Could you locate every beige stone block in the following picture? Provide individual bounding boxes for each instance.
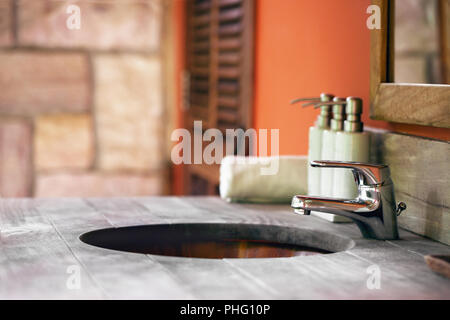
[17,0,162,51]
[0,0,13,47]
[34,114,94,170]
[0,52,90,115]
[94,54,164,171]
[0,118,32,197]
[35,172,165,197]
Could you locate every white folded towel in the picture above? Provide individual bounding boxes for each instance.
[219,155,308,203]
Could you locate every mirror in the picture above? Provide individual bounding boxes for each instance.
[370,0,450,128]
[394,0,450,84]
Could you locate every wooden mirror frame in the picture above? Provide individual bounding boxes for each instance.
[370,0,450,128]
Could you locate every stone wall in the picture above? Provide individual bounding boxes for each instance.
[0,0,169,197]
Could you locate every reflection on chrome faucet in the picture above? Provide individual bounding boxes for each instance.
[291,160,406,240]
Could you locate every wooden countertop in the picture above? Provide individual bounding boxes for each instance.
[0,196,449,299]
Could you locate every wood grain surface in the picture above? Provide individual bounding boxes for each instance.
[0,197,449,299]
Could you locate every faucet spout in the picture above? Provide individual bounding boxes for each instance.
[292,195,375,218]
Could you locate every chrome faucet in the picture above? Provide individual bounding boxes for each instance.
[291,160,406,240]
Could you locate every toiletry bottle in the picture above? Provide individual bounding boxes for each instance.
[319,97,346,196]
[333,97,370,200]
[310,97,348,222]
[290,93,333,197]
[306,93,334,196]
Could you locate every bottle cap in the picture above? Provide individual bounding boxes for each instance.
[290,93,334,129]
[316,93,334,129]
[344,97,363,132]
[330,97,346,131]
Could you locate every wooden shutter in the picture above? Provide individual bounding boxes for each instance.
[183,0,254,195]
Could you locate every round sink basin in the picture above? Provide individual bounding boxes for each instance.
[79,223,354,259]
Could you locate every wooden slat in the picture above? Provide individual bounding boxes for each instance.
[218,67,240,78]
[219,0,242,7]
[191,79,210,91]
[219,7,243,22]
[440,0,450,83]
[185,0,195,70]
[373,83,450,127]
[191,105,209,119]
[376,132,450,244]
[195,1,212,12]
[192,40,210,52]
[193,13,210,27]
[191,67,210,76]
[193,54,210,66]
[218,81,239,94]
[193,27,210,39]
[192,60,209,69]
[219,23,242,36]
[207,0,220,128]
[218,38,240,50]
[218,96,239,108]
[2,197,450,299]
[218,52,240,65]
[218,107,238,123]
[191,93,209,105]
[85,198,169,226]
[34,198,193,299]
[0,199,104,299]
[218,123,240,132]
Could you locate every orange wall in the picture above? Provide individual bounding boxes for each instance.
[253,0,449,156]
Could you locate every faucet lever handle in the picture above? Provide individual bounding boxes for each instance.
[311,160,390,186]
